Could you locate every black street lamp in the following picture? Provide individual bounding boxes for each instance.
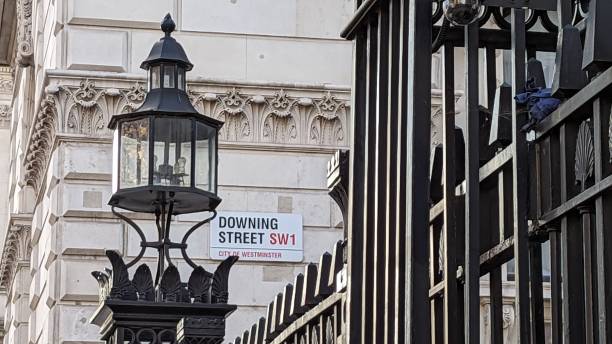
[109,14,221,216]
[91,14,238,344]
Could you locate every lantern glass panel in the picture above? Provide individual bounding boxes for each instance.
[119,118,150,189]
[151,65,161,89]
[153,117,192,187]
[177,67,185,90]
[195,121,216,193]
[163,64,175,88]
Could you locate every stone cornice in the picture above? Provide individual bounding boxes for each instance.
[45,69,352,92]
[0,214,32,291]
[23,74,352,196]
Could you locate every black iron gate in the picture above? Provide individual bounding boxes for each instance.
[340,0,612,343]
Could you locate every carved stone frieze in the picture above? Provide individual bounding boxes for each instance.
[23,80,146,190]
[191,88,253,142]
[59,80,146,136]
[309,92,347,146]
[262,90,299,144]
[16,0,33,67]
[0,225,31,290]
[24,78,350,192]
[190,87,350,146]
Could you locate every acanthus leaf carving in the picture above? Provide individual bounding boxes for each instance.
[24,80,146,192]
[308,92,347,146]
[56,80,146,136]
[189,87,350,146]
[217,88,252,141]
[262,90,299,144]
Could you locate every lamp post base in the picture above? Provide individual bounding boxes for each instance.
[91,299,236,344]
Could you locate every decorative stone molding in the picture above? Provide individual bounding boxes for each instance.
[16,0,33,67]
[0,105,11,128]
[23,80,146,190]
[23,78,350,192]
[59,80,145,136]
[191,88,349,146]
[23,94,58,191]
[0,78,12,95]
[0,225,32,290]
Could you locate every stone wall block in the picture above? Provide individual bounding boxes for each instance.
[67,0,175,29]
[60,220,122,256]
[59,260,107,302]
[66,28,128,72]
[28,311,36,344]
[58,305,101,342]
[246,37,352,85]
[28,270,40,311]
[302,229,342,263]
[62,142,112,180]
[60,183,113,214]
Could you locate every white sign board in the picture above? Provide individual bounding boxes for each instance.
[210,211,303,262]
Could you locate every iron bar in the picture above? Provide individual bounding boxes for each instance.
[579,204,595,344]
[511,9,531,343]
[384,0,401,342]
[395,1,409,341]
[559,123,586,343]
[405,0,433,341]
[441,42,459,344]
[346,24,367,344]
[549,227,563,343]
[464,20,480,344]
[528,241,545,343]
[361,19,379,343]
[373,6,390,343]
[593,97,612,342]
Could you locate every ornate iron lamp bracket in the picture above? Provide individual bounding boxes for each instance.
[112,204,217,285]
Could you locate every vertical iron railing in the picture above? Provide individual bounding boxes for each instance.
[231,1,612,343]
[340,0,612,343]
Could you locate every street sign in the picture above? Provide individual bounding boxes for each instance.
[210,211,303,262]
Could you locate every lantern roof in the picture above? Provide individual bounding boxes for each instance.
[108,13,225,130]
[141,14,193,71]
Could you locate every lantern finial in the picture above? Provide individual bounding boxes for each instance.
[161,13,176,36]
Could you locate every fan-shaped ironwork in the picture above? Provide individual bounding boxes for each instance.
[575,119,595,191]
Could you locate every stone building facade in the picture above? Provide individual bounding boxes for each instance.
[0,0,354,342]
[0,1,555,343]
